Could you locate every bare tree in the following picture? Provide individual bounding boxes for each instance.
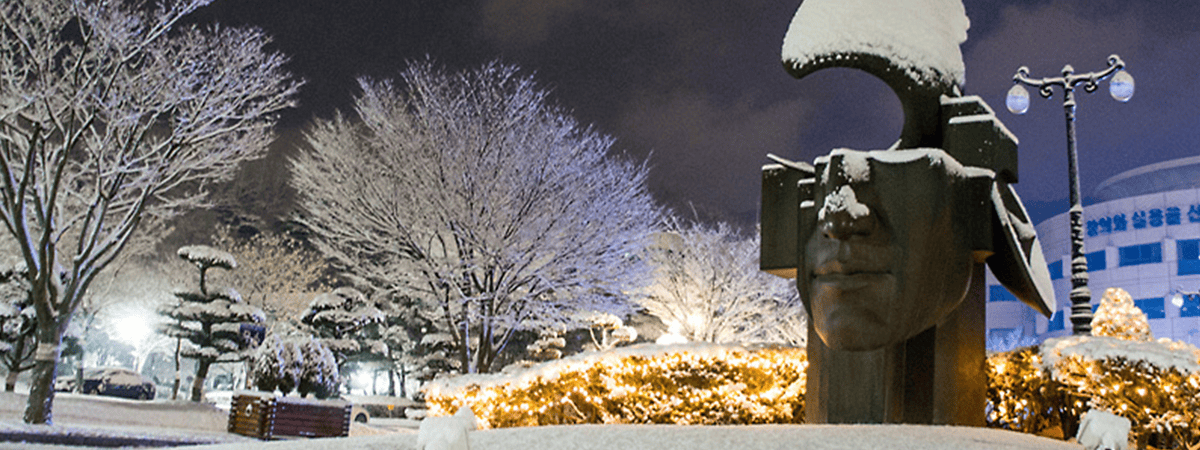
[639,222,807,345]
[210,226,332,322]
[292,61,660,374]
[0,0,299,422]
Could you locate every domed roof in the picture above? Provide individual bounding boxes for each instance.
[1093,155,1200,202]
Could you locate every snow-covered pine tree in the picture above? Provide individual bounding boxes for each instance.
[375,293,457,395]
[296,337,339,399]
[249,333,302,394]
[1091,287,1152,342]
[300,287,387,369]
[159,245,265,401]
[0,261,35,391]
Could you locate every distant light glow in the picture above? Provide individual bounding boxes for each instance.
[110,307,155,345]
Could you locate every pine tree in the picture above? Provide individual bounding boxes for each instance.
[300,287,386,369]
[296,337,339,399]
[1091,287,1152,342]
[159,246,265,401]
[0,261,35,391]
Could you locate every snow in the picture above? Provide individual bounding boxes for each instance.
[1076,410,1129,450]
[177,245,238,270]
[1041,335,1200,376]
[0,390,1081,450]
[416,406,477,450]
[781,0,970,86]
[818,185,870,221]
[182,423,1078,450]
[815,148,993,181]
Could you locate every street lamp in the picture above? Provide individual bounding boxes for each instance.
[1007,54,1134,335]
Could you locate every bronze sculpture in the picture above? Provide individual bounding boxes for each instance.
[760,0,1056,425]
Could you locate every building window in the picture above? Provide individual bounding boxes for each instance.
[1179,240,1200,275]
[1182,295,1200,318]
[1135,297,1166,319]
[1047,311,1065,332]
[988,285,1018,302]
[1087,250,1106,271]
[1048,260,1063,280]
[1119,243,1162,267]
[987,328,1015,343]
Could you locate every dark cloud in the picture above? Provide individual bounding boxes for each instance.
[189,0,1200,227]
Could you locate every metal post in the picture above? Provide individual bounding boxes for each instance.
[1010,55,1130,335]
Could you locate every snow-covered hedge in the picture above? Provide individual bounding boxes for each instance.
[424,344,807,428]
[987,336,1200,449]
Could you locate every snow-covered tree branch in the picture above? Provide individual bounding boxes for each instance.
[638,222,806,346]
[0,0,299,423]
[292,61,660,373]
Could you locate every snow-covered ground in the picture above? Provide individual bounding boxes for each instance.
[0,390,1082,450]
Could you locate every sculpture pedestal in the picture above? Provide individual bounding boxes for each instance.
[805,262,987,426]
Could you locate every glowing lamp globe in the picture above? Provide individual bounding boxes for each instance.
[1006,84,1030,115]
[1109,70,1135,102]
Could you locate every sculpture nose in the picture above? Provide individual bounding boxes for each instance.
[818,198,876,241]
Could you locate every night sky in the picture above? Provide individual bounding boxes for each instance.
[186,0,1200,228]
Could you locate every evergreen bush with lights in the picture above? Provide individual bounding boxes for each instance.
[425,344,807,428]
[986,288,1200,449]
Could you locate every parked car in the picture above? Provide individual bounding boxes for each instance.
[54,367,156,400]
[342,394,425,423]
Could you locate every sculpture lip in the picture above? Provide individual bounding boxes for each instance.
[812,260,890,277]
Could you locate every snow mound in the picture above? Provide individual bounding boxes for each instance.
[417,406,477,450]
[782,0,969,86]
[1076,410,1130,450]
[177,245,238,270]
[1041,335,1200,376]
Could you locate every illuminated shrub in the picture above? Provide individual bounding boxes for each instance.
[988,336,1200,448]
[1091,288,1152,342]
[424,344,807,428]
[985,346,1059,434]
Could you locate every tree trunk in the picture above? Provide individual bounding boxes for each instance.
[399,366,407,398]
[5,369,18,392]
[387,368,396,397]
[190,359,212,402]
[172,337,181,400]
[24,322,63,424]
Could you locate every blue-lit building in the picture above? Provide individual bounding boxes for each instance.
[987,156,1200,347]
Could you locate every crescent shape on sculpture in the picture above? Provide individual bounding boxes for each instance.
[781,0,970,149]
[987,182,1056,318]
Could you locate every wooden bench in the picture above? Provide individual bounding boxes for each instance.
[228,392,351,440]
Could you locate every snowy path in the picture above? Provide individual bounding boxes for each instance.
[0,391,1082,449]
[183,424,1078,450]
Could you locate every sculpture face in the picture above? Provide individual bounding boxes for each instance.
[800,149,983,351]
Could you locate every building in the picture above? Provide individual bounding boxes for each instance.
[986,156,1200,347]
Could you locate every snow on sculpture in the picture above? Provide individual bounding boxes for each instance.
[782,0,970,87]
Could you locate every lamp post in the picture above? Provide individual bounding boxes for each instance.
[1007,54,1134,335]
